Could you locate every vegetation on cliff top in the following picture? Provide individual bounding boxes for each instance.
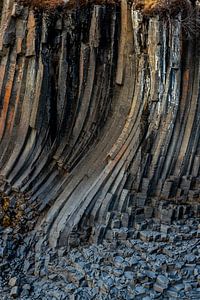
[17,0,119,10]
[17,0,199,39]
[17,0,195,13]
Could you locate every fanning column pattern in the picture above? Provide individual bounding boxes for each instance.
[0,1,200,248]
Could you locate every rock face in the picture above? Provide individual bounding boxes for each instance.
[1,1,200,299]
[0,0,200,250]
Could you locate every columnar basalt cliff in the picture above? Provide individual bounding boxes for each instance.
[0,0,199,241]
[0,0,200,264]
[1,1,200,299]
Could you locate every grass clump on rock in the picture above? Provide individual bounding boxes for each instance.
[133,0,199,39]
[17,0,196,14]
[133,0,193,15]
[17,0,199,38]
[17,0,119,10]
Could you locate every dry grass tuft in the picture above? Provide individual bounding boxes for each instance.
[16,0,198,14]
[17,0,200,38]
[133,0,200,39]
[133,0,193,16]
[17,0,65,9]
[17,0,119,10]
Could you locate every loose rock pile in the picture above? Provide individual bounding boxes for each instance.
[0,217,200,299]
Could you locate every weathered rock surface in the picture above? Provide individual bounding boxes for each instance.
[0,0,200,246]
[0,0,200,299]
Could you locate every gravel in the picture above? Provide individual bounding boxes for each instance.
[0,217,200,299]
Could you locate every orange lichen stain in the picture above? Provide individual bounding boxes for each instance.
[179,69,190,114]
[0,60,16,139]
[6,106,14,135]
[26,11,36,56]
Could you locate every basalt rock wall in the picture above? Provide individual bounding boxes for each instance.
[0,0,200,249]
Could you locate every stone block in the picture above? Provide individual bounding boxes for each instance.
[160,224,171,234]
[111,219,121,229]
[117,228,128,240]
[10,286,20,298]
[167,288,179,298]
[153,283,165,293]
[9,277,18,287]
[140,231,153,242]
[135,214,145,223]
[156,275,169,289]
[121,213,129,228]
[105,229,114,240]
[144,206,153,218]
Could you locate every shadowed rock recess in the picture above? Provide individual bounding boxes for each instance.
[1,0,200,299]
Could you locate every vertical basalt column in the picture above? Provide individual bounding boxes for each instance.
[0,1,3,22]
[72,5,200,245]
[0,1,200,249]
[0,2,122,234]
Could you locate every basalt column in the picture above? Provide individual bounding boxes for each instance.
[0,0,200,250]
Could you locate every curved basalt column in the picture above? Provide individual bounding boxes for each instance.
[0,0,200,249]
